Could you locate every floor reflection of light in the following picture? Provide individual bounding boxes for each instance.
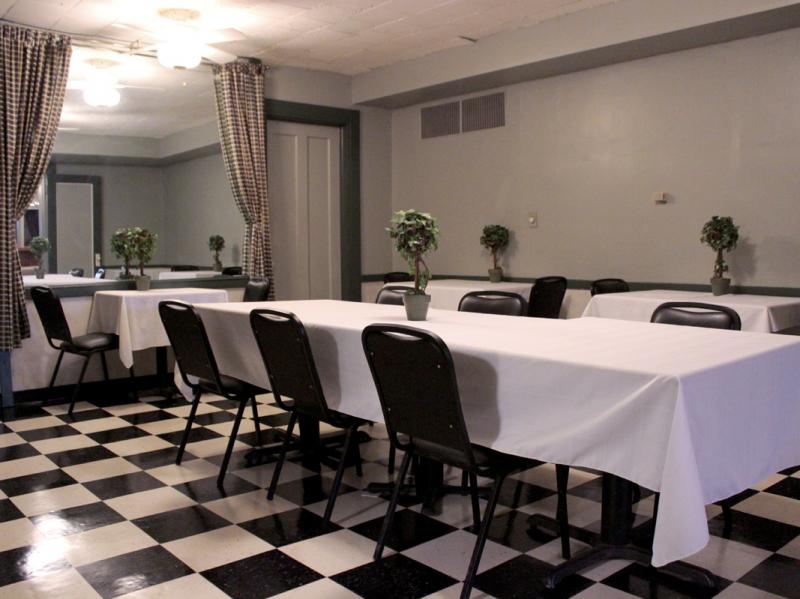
[35,514,73,539]
[23,538,69,577]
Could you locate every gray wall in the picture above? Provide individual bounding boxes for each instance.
[390,28,800,287]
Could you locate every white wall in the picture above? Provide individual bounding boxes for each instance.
[390,28,800,288]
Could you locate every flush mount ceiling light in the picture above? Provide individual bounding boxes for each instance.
[79,62,121,107]
[157,34,203,70]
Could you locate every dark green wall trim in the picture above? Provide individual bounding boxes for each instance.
[360,274,800,297]
[46,171,102,273]
[264,98,361,302]
[51,143,222,168]
[23,275,248,300]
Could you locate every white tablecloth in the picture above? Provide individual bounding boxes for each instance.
[583,289,800,332]
[24,275,114,287]
[158,271,221,280]
[188,299,800,567]
[88,288,229,368]
[382,278,533,310]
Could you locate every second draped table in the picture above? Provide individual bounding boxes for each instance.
[382,278,533,310]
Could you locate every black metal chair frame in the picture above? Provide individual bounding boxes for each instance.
[159,300,262,489]
[31,286,130,414]
[590,278,630,296]
[374,285,410,305]
[170,265,200,271]
[383,271,413,284]
[362,324,569,599]
[243,278,271,302]
[457,290,526,316]
[250,308,365,525]
[528,276,567,319]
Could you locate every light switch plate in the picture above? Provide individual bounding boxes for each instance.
[528,212,538,228]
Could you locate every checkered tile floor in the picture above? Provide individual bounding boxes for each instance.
[2,392,800,599]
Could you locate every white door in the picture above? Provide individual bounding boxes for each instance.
[267,120,341,300]
[55,182,94,276]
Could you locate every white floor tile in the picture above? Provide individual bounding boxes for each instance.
[104,487,195,520]
[0,455,57,481]
[60,521,158,567]
[163,525,272,571]
[12,484,100,517]
[116,573,230,599]
[29,434,98,455]
[145,459,220,486]
[683,535,772,580]
[105,435,174,457]
[203,489,297,523]
[0,567,101,599]
[282,529,387,576]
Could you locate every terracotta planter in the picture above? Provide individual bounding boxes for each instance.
[710,277,730,296]
[488,267,503,283]
[403,293,431,321]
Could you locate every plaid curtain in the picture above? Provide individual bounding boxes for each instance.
[0,25,71,350]
[212,60,275,298]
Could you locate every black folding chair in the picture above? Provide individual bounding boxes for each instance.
[170,265,200,271]
[159,301,262,489]
[383,271,413,284]
[458,290,526,316]
[590,278,630,296]
[250,308,365,525]
[30,286,125,413]
[362,324,569,599]
[375,285,409,305]
[243,279,271,302]
[68,268,84,277]
[221,266,243,276]
[528,276,567,318]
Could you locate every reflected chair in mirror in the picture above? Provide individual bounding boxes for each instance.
[590,278,630,296]
[250,308,366,525]
[170,265,200,271]
[650,301,741,535]
[69,268,84,277]
[458,291,526,316]
[243,279,271,302]
[362,324,570,599]
[527,276,567,318]
[30,286,126,414]
[158,300,263,489]
[375,285,410,305]
[221,266,243,276]
[94,268,106,279]
[383,271,413,284]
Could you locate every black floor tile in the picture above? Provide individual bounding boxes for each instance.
[351,509,456,552]
[466,509,552,552]
[779,466,800,476]
[87,426,151,444]
[708,510,800,552]
[0,442,40,461]
[18,424,80,443]
[0,468,76,497]
[58,408,112,423]
[233,428,286,449]
[2,404,48,421]
[240,508,339,547]
[203,550,322,599]
[78,545,193,599]
[739,554,800,599]
[260,412,292,427]
[192,411,236,426]
[273,474,357,506]
[0,545,71,587]
[146,396,190,409]
[47,445,117,467]
[602,562,728,599]
[764,477,800,500]
[84,472,165,500]
[206,398,241,410]
[719,488,758,506]
[0,498,25,523]
[333,553,456,599]
[205,448,254,470]
[31,502,125,537]
[172,474,258,503]
[132,505,229,543]
[120,410,177,425]
[474,554,592,599]
[158,427,222,445]
[124,447,190,469]
[497,478,555,508]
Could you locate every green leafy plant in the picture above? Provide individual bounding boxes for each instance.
[29,236,50,266]
[387,209,440,294]
[700,216,739,279]
[209,235,225,270]
[480,225,510,269]
[110,227,135,276]
[128,227,158,276]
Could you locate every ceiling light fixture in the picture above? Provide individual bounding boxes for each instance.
[157,36,203,70]
[81,69,121,107]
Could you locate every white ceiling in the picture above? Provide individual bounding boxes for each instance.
[1,0,619,138]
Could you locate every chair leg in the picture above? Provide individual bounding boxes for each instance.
[267,411,297,500]
[217,396,248,489]
[374,450,412,561]
[461,470,469,489]
[353,435,364,478]
[323,424,357,525]
[48,350,64,388]
[461,473,507,599]
[720,499,733,538]
[555,464,571,560]
[251,396,262,445]
[176,390,201,464]
[469,472,481,530]
[100,352,110,381]
[388,444,396,475]
[69,356,91,414]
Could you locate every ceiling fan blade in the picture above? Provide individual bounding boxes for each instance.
[200,45,237,64]
[202,28,246,44]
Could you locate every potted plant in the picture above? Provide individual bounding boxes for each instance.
[700,215,739,296]
[209,235,225,271]
[111,227,135,279]
[129,227,158,291]
[29,236,50,279]
[480,224,510,282]
[387,209,440,321]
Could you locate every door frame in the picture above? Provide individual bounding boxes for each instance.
[264,99,360,302]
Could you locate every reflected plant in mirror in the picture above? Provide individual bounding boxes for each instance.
[209,234,225,271]
[111,227,135,280]
[129,227,157,291]
[480,224,510,283]
[29,236,50,279]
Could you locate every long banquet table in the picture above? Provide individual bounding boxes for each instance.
[189,299,800,567]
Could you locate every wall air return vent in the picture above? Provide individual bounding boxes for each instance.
[420,101,460,139]
[461,92,505,133]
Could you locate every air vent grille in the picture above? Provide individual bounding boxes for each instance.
[420,101,460,138]
[461,92,505,132]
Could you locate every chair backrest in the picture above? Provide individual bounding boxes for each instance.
[171,265,200,271]
[249,309,331,421]
[375,285,409,305]
[243,279,271,302]
[221,266,243,276]
[528,276,567,318]
[158,300,223,391]
[94,268,106,279]
[383,271,413,284]
[69,268,84,277]
[650,302,741,331]
[458,291,525,316]
[30,286,72,347]
[362,324,476,471]
[590,278,630,296]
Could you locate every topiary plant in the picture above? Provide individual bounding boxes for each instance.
[387,209,440,294]
[29,236,50,266]
[111,227,135,277]
[700,216,739,279]
[128,227,157,276]
[209,235,225,271]
[480,225,510,270]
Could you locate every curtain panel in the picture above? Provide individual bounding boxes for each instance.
[0,25,71,350]
[213,60,275,298]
